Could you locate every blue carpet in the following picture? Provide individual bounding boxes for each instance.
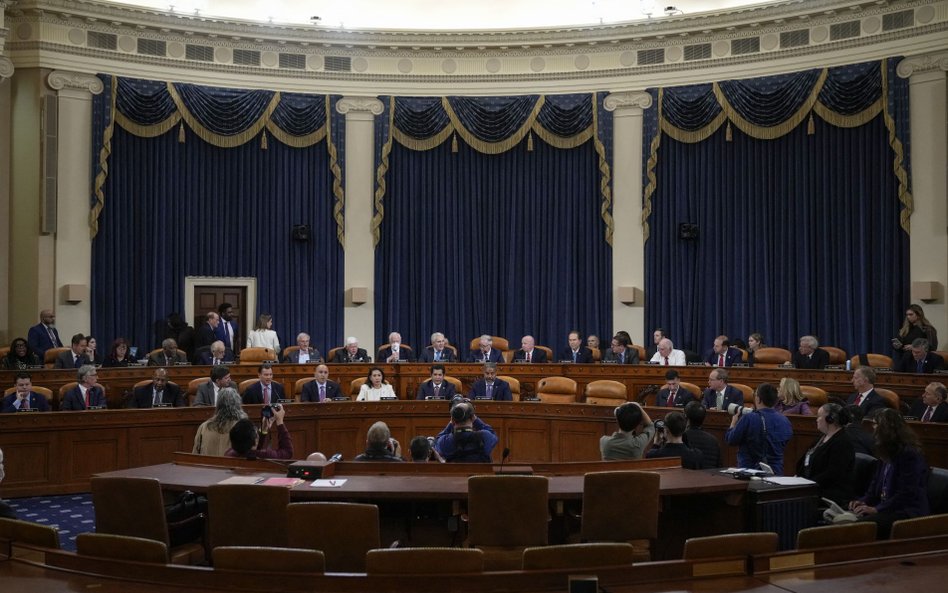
[5,493,95,552]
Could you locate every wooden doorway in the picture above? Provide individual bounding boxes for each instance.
[185,277,256,353]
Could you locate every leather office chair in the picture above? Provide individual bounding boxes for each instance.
[58,381,108,410]
[465,475,549,570]
[365,547,484,574]
[799,385,828,408]
[683,532,778,559]
[0,517,60,549]
[890,513,948,539]
[468,336,510,352]
[326,346,344,362]
[285,502,380,572]
[590,347,601,362]
[927,466,948,515]
[934,351,948,368]
[281,345,300,362]
[849,353,894,369]
[584,380,627,406]
[350,376,367,396]
[730,383,754,405]
[213,546,325,573]
[752,347,792,367]
[237,378,257,395]
[294,377,315,401]
[44,347,71,368]
[207,484,290,550]
[501,350,515,363]
[822,346,848,365]
[851,452,879,497]
[735,347,748,362]
[238,347,278,364]
[522,542,636,570]
[90,476,204,565]
[580,471,659,561]
[77,533,170,564]
[795,522,876,550]
[535,345,554,362]
[875,388,900,410]
[678,382,702,401]
[376,343,414,362]
[443,375,463,393]
[630,344,646,362]
[536,376,577,404]
[187,377,210,406]
[497,375,521,401]
[0,346,8,359]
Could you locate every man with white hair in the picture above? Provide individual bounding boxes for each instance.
[285,332,321,363]
[649,338,687,366]
[378,331,413,363]
[790,335,829,369]
[512,335,547,363]
[332,337,370,363]
[419,332,456,363]
[469,334,503,363]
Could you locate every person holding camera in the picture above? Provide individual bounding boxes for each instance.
[645,412,704,469]
[409,436,445,463]
[600,401,656,460]
[724,383,793,474]
[434,398,498,462]
[355,421,404,461]
[226,403,293,460]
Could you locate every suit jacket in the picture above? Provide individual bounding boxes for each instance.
[416,380,457,400]
[702,385,745,410]
[846,389,888,415]
[194,381,221,407]
[129,383,185,408]
[601,348,639,364]
[656,387,693,407]
[197,349,236,366]
[705,347,744,367]
[511,348,548,363]
[194,323,218,351]
[896,352,945,374]
[791,348,830,370]
[54,350,91,369]
[215,319,240,352]
[301,380,343,402]
[558,347,594,364]
[147,352,188,366]
[1,391,51,412]
[285,348,322,364]
[332,348,370,363]
[468,379,512,401]
[27,323,62,357]
[61,385,107,410]
[378,346,414,362]
[468,349,504,363]
[418,347,457,363]
[909,400,948,423]
[242,381,287,405]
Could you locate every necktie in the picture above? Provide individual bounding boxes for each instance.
[619,352,625,364]
[526,351,531,363]
[74,355,82,368]
[226,323,233,349]
[319,384,326,402]
[487,383,493,399]
[573,351,577,363]
[85,388,91,409]
[664,356,669,366]
[718,354,725,366]
[22,395,30,410]
[668,390,676,406]
[154,390,162,406]
[922,406,934,422]
[855,393,864,406]
[434,350,440,361]
[917,360,925,373]
[264,384,270,405]
[47,327,57,345]
[434,384,440,397]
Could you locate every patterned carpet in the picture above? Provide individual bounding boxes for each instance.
[5,493,95,552]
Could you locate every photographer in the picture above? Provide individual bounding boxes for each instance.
[645,412,704,469]
[409,436,445,463]
[355,421,404,461]
[434,398,498,462]
[724,383,793,474]
[225,403,293,460]
[600,401,655,461]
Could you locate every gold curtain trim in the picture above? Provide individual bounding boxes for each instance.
[881,59,913,233]
[114,110,181,138]
[393,123,455,151]
[660,110,727,144]
[642,89,664,244]
[813,100,882,128]
[325,96,345,247]
[442,96,545,154]
[90,75,118,238]
[372,97,396,247]
[590,95,614,246]
[265,120,327,148]
[167,83,279,148]
[531,122,593,149]
[713,69,828,140]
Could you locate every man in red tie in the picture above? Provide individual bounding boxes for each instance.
[514,335,547,363]
[704,335,742,367]
[845,367,887,414]
[909,382,948,423]
[656,370,689,407]
[241,363,286,405]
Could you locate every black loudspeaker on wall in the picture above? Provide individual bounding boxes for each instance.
[291,224,311,242]
[678,223,699,240]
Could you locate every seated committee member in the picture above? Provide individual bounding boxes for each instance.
[656,370,692,407]
[379,331,413,363]
[512,335,547,363]
[896,338,944,374]
[683,402,721,468]
[650,338,687,366]
[601,334,639,364]
[194,366,234,407]
[746,333,765,366]
[1,338,41,370]
[469,335,504,363]
[355,421,403,461]
[129,368,185,408]
[226,404,293,460]
[192,387,247,456]
[61,365,106,410]
[846,367,888,415]
[795,403,855,505]
[910,382,948,423]
[774,377,812,416]
[587,335,600,350]
[434,398,498,462]
[724,383,793,474]
[418,332,456,363]
[54,333,91,369]
[242,364,286,405]
[2,372,50,412]
[559,330,593,363]
[148,338,187,366]
[468,363,513,401]
[646,411,703,469]
[197,340,235,366]
[417,364,457,400]
[357,367,397,401]
[332,337,371,363]
[790,335,830,369]
[102,338,136,367]
[705,335,743,367]
[701,368,744,410]
[601,401,656,460]
[285,332,322,363]
[301,364,342,402]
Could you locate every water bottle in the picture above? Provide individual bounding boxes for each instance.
[845,359,851,371]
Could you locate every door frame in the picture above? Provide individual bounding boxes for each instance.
[184,276,257,337]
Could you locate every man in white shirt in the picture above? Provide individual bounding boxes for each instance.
[649,338,687,366]
[286,332,321,363]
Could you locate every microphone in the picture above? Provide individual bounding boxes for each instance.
[498,447,511,474]
[328,453,343,462]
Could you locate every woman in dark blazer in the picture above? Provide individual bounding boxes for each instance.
[796,403,855,505]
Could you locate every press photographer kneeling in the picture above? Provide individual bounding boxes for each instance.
[723,383,793,474]
[226,403,294,460]
[434,397,499,462]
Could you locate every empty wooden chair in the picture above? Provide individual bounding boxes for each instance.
[822,346,848,365]
[0,517,60,549]
[286,502,380,572]
[730,383,754,405]
[683,532,778,559]
[800,386,828,409]
[584,380,627,406]
[875,388,900,410]
[213,546,325,573]
[890,514,948,539]
[207,484,289,550]
[497,375,521,401]
[76,533,169,563]
[796,522,876,549]
[365,547,484,574]
[581,471,659,561]
[466,475,549,570]
[752,348,792,367]
[522,542,636,570]
[239,347,278,364]
[849,353,894,369]
[536,376,577,404]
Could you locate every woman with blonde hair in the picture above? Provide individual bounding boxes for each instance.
[775,377,812,415]
[192,387,247,456]
[246,313,281,355]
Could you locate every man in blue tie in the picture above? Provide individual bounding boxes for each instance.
[895,338,944,374]
[559,330,593,363]
[468,363,512,401]
[419,332,456,363]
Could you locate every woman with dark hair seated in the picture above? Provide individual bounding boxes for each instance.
[1,338,41,370]
[848,408,929,538]
[796,403,855,505]
[746,333,764,366]
[102,338,136,367]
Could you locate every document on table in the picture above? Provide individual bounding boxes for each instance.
[311,479,347,488]
[762,476,816,486]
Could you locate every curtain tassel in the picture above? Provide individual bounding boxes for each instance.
[725,120,732,142]
[527,131,534,152]
[807,113,815,136]
[260,130,268,150]
[177,122,186,143]
[451,132,458,153]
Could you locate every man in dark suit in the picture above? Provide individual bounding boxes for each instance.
[194,312,220,351]
[300,364,343,402]
[214,302,239,354]
[601,334,639,364]
[846,367,888,415]
[61,365,106,410]
[511,335,548,363]
[559,331,594,363]
[701,368,744,410]
[54,334,91,369]
[332,337,371,363]
[656,370,692,407]
[790,335,830,369]
[909,382,948,423]
[2,372,50,412]
[418,332,456,363]
[148,338,187,366]
[129,368,185,408]
[197,341,235,366]
[468,363,512,401]
[194,365,234,407]
[896,338,944,374]
[682,401,722,468]
[416,364,457,400]
[27,309,62,359]
[469,335,504,363]
[378,331,414,363]
[285,332,322,363]
[242,364,287,404]
[704,335,743,367]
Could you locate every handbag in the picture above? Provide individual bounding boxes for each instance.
[164,490,207,547]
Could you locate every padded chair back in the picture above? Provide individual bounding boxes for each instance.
[285,502,380,572]
[934,351,948,368]
[849,353,894,369]
[77,533,169,563]
[188,377,210,396]
[536,376,577,404]
[376,343,414,361]
[282,346,300,361]
[584,380,627,406]
[927,466,948,515]
[630,345,646,362]
[890,514,948,539]
[350,377,367,396]
[796,522,876,550]
[91,477,170,545]
[501,350,515,363]
[875,388,900,410]
[822,346,848,365]
[535,345,554,362]
[0,346,8,358]
[366,547,484,574]
[582,471,659,561]
[295,377,315,400]
[468,336,510,352]
[208,484,290,549]
[213,546,325,573]
[237,378,258,395]
[0,517,61,549]
[851,452,879,497]
[467,475,549,549]
[44,347,71,368]
[497,375,521,401]
[239,347,278,364]
[443,375,463,393]
[730,383,754,405]
[683,532,778,559]
[800,386,828,408]
[522,543,636,570]
[753,347,791,367]
[590,347,601,362]
[327,347,344,362]
[678,382,702,400]
[735,347,748,362]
